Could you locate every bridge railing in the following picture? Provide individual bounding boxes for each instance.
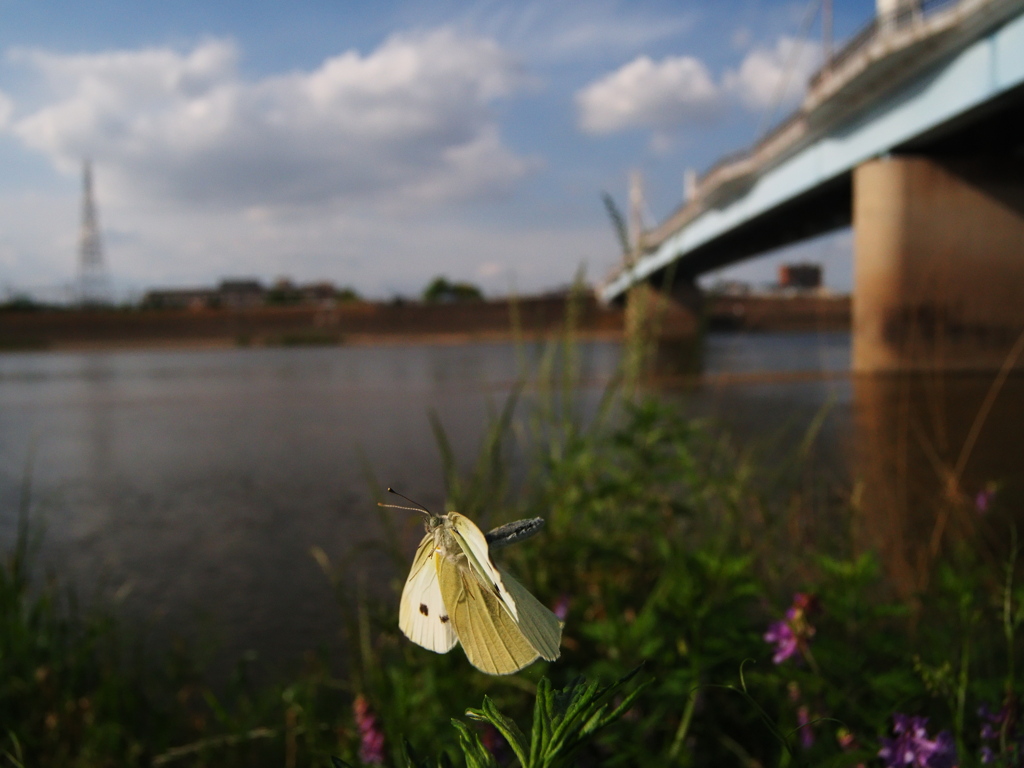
[810,0,962,88]
[645,0,969,251]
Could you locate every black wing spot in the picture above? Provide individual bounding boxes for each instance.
[440,615,450,623]
[419,603,429,616]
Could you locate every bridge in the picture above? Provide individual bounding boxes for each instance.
[601,0,1024,372]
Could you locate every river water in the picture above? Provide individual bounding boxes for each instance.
[0,330,928,673]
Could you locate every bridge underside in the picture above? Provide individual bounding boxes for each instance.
[645,177,852,286]
[645,81,1024,290]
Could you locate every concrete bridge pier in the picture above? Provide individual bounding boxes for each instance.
[853,154,1024,373]
[852,154,1024,594]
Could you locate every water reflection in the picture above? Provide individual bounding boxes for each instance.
[0,342,620,674]
[1,336,1020,672]
[82,353,115,483]
[852,371,1024,595]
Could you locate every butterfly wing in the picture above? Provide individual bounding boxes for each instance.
[447,512,518,621]
[436,552,540,675]
[399,533,457,653]
[497,566,562,662]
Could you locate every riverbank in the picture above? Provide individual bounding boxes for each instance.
[0,295,623,352]
[0,293,851,352]
[4,388,1018,767]
[705,292,850,331]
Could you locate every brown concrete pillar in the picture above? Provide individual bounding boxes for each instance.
[853,155,1024,373]
[852,155,1024,595]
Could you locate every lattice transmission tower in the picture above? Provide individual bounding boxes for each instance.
[77,159,111,305]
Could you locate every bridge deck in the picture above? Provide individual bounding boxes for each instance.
[600,0,1024,302]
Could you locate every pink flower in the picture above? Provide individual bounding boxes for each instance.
[975,487,996,514]
[764,620,798,663]
[553,595,570,622]
[837,726,856,750]
[764,593,817,665]
[797,705,815,749]
[353,694,386,765]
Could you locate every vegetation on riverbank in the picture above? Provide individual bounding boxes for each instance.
[2,314,1021,767]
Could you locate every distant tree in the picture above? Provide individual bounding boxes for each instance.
[0,295,44,312]
[423,276,452,303]
[422,276,484,304]
[266,278,301,306]
[335,287,361,303]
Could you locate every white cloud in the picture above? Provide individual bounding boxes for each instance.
[575,55,719,136]
[575,35,820,140]
[6,30,532,210]
[0,91,12,128]
[450,0,695,63]
[723,36,821,111]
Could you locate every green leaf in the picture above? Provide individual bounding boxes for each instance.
[466,700,528,765]
[450,719,498,768]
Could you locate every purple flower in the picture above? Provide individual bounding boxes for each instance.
[976,488,995,514]
[764,593,817,664]
[353,694,386,765]
[979,703,1007,739]
[553,595,570,622]
[764,620,798,663]
[797,705,815,749]
[879,714,957,768]
[978,701,1021,765]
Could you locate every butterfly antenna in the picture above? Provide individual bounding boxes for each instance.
[377,487,433,517]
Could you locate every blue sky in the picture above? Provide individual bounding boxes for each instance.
[0,0,874,301]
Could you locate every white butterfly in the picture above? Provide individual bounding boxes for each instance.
[384,491,562,676]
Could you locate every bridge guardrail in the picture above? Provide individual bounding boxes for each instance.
[646,0,972,252]
[811,0,961,88]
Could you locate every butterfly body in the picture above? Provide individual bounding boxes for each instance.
[398,510,561,675]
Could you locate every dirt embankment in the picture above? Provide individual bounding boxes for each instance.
[706,294,850,332]
[0,293,851,352]
[0,296,624,351]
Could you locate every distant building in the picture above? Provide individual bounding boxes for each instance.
[142,277,357,310]
[217,279,265,309]
[141,287,217,310]
[141,279,264,310]
[778,263,822,289]
[299,281,341,303]
[709,280,752,297]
